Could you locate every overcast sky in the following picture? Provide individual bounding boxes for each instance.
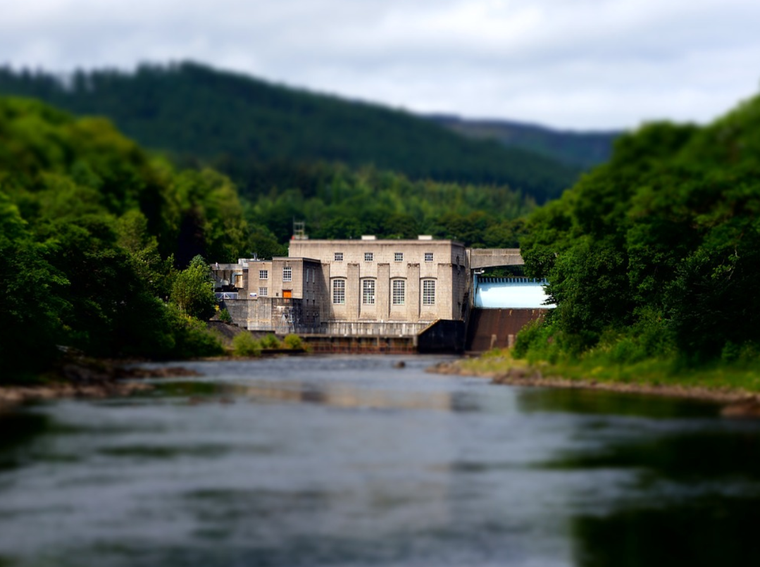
[3,0,760,130]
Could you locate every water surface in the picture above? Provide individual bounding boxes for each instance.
[1,355,759,566]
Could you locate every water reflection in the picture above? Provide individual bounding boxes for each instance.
[1,356,759,566]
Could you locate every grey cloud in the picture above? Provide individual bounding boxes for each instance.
[2,0,760,128]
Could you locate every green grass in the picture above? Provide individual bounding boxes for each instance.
[462,348,760,394]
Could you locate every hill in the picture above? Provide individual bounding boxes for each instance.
[428,114,620,169]
[0,61,579,202]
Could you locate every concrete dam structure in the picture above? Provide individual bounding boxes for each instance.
[212,239,551,353]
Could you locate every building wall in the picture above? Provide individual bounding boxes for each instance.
[288,239,467,326]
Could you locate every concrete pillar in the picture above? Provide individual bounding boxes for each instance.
[378,263,390,321]
[437,263,454,320]
[318,263,330,323]
[347,263,360,321]
[407,263,420,321]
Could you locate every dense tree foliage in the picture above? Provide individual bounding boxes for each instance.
[0,98,252,378]
[243,162,533,247]
[518,93,760,365]
[0,62,579,202]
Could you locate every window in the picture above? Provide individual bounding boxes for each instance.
[422,280,436,306]
[392,280,405,305]
[332,279,345,304]
[364,252,374,262]
[362,279,375,305]
[334,252,343,262]
[394,252,403,262]
[259,270,268,279]
[424,252,434,262]
[259,287,268,297]
[283,266,292,282]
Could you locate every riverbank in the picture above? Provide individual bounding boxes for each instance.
[0,358,202,409]
[428,351,760,417]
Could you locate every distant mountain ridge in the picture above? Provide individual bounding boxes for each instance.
[428,114,621,169]
[0,61,581,202]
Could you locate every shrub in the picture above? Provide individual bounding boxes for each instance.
[233,332,262,357]
[260,333,282,349]
[283,334,305,350]
[168,308,224,358]
[218,308,233,324]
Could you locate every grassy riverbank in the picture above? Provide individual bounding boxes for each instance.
[432,349,760,415]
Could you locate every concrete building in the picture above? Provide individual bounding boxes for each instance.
[214,236,469,341]
[289,236,469,336]
[212,239,548,353]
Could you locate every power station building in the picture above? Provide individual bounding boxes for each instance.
[212,236,550,352]
[215,236,469,340]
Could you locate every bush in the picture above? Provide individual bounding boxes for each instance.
[218,308,233,324]
[260,333,282,349]
[233,332,262,357]
[169,308,224,358]
[283,334,305,350]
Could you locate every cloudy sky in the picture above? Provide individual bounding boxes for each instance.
[3,0,760,130]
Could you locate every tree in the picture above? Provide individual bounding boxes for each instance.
[170,255,216,320]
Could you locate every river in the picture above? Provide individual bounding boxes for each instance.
[2,355,760,566]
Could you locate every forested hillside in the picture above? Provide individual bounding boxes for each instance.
[517,91,760,367]
[429,115,620,169]
[0,62,578,202]
[0,97,248,376]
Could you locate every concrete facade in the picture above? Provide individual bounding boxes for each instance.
[214,237,470,338]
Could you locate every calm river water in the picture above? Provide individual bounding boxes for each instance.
[2,355,760,566]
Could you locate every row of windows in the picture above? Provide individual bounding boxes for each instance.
[262,260,444,286]
[260,267,315,282]
[260,268,292,281]
[334,252,435,262]
[332,279,435,306]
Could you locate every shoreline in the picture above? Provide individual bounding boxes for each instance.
[428,360,760,417]
[0,361,202,410]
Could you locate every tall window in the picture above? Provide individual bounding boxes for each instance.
[394,252,403,262]
[424,252,434,262]
[392,280,405,305]
[259,270,268,279]
[259,287,268,297]
[364,252,374,262]
[362,279,375,305]
[422,280,436,306]
[283,267,292,282]
[334,252,343,262]
[332,279,345,304]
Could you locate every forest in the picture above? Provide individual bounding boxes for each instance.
[0,62,579,203]
[0,97,247,378]
[516,90,760,371]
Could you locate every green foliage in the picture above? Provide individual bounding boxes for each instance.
[0,96,246,379]
[259,333,282,349]
[0,62,580,202]
[232,331,262,357]
[283,334,305,350]
[518,92,760,367]
[244,164,534,248]
[170,255,216,320]
[218,308,233,324]
[165,306,224,358]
